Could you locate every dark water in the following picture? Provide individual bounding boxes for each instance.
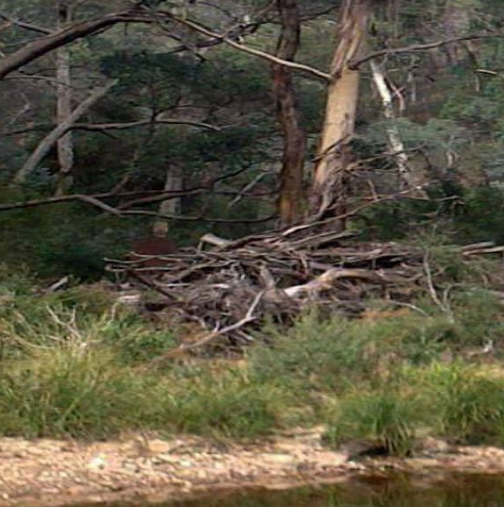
[168,475,504,507]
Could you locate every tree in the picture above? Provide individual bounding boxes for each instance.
[273,0,306,226]
[310,0,383,223]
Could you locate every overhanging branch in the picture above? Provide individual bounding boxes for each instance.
[162,12,331,81]
[0,9,157,80]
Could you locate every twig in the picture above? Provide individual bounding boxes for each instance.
[146,292,264,364]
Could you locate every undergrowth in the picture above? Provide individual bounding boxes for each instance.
[2,255,504,450]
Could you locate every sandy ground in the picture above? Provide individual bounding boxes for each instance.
[2,429,504,507]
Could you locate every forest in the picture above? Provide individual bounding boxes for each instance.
[2,0,504,457]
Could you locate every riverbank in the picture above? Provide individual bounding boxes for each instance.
[4,431,504,507]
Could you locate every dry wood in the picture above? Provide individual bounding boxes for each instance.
[107,221,504,359]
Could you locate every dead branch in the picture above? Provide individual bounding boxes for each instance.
[146,292,264,364]
[122,209,278,224]
[268,268,386,300]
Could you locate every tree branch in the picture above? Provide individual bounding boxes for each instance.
[121,210,277,223]
[144,292,264,364]
[72,118,221,132]
[3,118,221,137]
[162,12,331,81]
[0,11,52,35]
[351,33,504,69]
[0,9,156,80]
[13,80,118,183]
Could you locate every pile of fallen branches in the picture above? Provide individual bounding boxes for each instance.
[106,224,503,357]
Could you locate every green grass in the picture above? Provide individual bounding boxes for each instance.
[2,273,504,448]
[324,389,425,456]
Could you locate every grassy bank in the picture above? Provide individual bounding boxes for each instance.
[1,256,504,454]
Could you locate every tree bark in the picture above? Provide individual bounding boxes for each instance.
[55,1,74,196]
[13,80,118,184]
[310,0,374,223]
[369,59,414,190]
[273,0,306,227]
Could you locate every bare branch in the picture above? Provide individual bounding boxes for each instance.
[0,11,52,34]
[162,13,331,81]
[3,118,221,137]
[72,118,221,132]
[351,33,504,69]
[145,292,264,364]
[0,189,277,223]
[121,209,278,224]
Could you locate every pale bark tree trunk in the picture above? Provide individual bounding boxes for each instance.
[55,1,74,195]
[370,59,415,190]
[311,0,375,223]
[273,0,306,227]
[152,164,182,237]
[13,80,117,184]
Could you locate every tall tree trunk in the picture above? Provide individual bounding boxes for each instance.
[273,0,306,227]
[55,1,74,195]
[310,0,374,223]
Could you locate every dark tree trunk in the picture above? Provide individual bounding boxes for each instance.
[273,0,306,227]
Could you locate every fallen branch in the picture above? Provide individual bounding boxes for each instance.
[146,292,264,364]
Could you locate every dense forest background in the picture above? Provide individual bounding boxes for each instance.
[1,0,504,279]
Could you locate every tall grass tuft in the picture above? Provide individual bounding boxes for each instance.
[0,346,152,438]
[420,363,504,445]
[325,388,427,456]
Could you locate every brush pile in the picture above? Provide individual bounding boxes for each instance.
[106,224,500,355]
